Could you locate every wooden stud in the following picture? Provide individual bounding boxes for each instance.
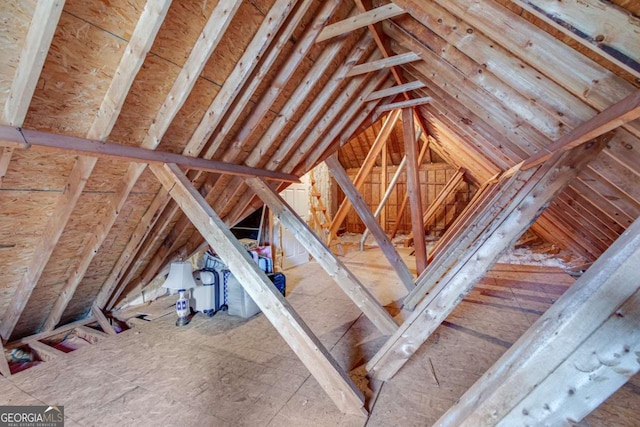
[91,304,117,336]
[246,177,398,335]
[27,341,65,362]
[329,109,401,239]
[367,133,612,381]
[378,96,432,112]
[151,163,366,416]
[365,81,426,101]
[326,155,415,291]
[403,108,427,274]
[316,3,405,42]
[390,115,432,238]
[437,216,640,426]
[346,51,420,77]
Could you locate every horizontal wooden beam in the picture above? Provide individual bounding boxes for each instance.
[346,52,420,77]
[316,3,405,42]
[377,96,432,112]
[0,126,298,182]
[365,80,426,101]
[523,89,640,169]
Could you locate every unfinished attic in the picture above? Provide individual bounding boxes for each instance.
[1,0,639,424]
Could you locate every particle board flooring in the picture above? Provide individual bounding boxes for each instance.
[1,248,638,426]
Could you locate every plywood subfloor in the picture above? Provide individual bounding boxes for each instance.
[1,248,638,426]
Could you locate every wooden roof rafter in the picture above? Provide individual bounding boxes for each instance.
[106,0,342,304]
[90,0,245,310]
[316,3,405,42]
[97,0,299,311]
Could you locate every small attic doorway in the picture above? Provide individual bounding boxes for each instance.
[279,174,310,269]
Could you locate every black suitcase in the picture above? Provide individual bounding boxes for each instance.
[267,272,286,297]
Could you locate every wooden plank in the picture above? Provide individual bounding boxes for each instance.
[17,0,173,335]
[346,52,420,77]
[246,177,398,335]
[403,108,427,274]
[0,0,65,189]
[74,326,110,344]
[523,90,640,169]
[365,81,426,101]
[329,109,401,238]
[0,340,10,377]
[510,0,640,78]
[151,163,366,416]
[437,216,640,426]
[3,0,65,126]
[4,317,95,350]
[326,155,415,291]
[5,126,298,182]
[377,96,432,112]
[316,3,405,42]
[27,340,66,362]
[367,133,612,381]
[91,304,117,336]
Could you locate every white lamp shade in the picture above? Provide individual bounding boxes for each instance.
[162,261,197,290]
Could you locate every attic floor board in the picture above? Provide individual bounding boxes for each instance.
[2,249,639,426]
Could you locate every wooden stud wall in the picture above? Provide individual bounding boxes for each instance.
[344,163,475,235]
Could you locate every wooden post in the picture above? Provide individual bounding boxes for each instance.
[326,155,415,291]
[328,109,401,240]
[151,163,366,416]
[436,216,640,426]
[367,133,612,381]
[403,108,427,274]
[246,177,398,335]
